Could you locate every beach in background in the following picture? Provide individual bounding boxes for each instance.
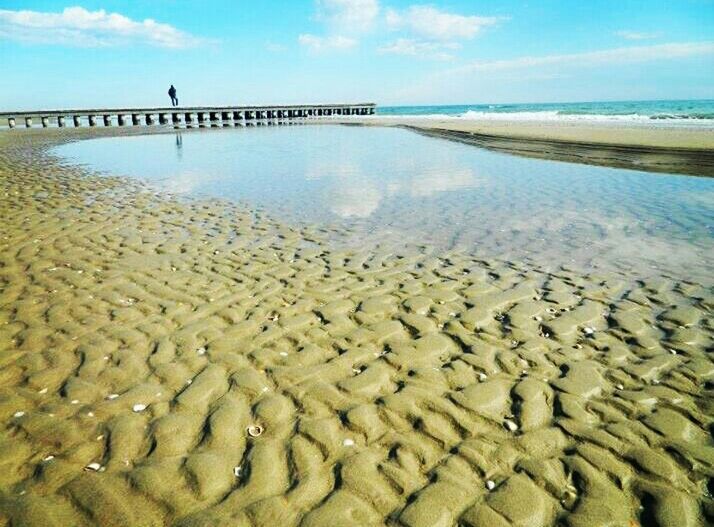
[336,101,714,177]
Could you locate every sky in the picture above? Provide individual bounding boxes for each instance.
[1,0,713,109]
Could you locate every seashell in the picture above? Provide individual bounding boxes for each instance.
[486,480,496,490]
[13,411,25,418]
[85,462,102,472]
[196,347,207,355]
[247,424,264,437]
[478,373,488,381]
[70,400,80,405]
[343,438,355,447]
[615,384,624,390]
[583,327,595,335]
[43,455,55,462]
[233,466,242,477]
[132,403,147,412]
[504,419,518,432]
[106,393,119,400]
[38,387,48,394]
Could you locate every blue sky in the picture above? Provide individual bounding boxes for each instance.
[1,1,713,109]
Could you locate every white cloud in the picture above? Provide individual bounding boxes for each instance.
[298,33,357,52]
[616,30,661,41]
[385,5,499,41]
[378,38,460,61]
[316,0,380,33]
[454,41,714,73]
[0,6,202,48]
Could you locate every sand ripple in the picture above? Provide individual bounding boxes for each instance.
[0,130,713,527]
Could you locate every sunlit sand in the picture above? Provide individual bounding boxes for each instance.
[1,127,712,526]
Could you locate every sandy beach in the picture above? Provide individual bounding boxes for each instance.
[345,118,714,176]
[0,128,713,527]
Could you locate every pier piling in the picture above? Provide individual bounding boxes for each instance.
[1,103,376,130]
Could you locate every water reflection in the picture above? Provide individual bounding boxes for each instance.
[53,125,714,281]
[305,157,482,218]
[175,132,183,161]
[330,182,382,218]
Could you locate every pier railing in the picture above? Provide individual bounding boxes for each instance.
[0,103,376,129]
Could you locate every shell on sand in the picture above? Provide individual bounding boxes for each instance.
[247,425,264,437]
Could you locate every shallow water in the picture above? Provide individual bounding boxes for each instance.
[53,125,714,280]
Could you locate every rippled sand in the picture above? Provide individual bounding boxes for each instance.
[1,130,713,527]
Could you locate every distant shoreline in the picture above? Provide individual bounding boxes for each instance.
[346,118,714,177]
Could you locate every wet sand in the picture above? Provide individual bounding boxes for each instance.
[1,128,713,527]
[343,118,714,176]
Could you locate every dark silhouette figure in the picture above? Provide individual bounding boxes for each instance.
[168,85,178,107]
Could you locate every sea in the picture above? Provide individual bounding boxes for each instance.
[376,99,714,128]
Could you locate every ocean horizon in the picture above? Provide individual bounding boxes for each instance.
[377,99,714,127]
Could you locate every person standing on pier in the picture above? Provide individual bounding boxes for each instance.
[168,85,178,107]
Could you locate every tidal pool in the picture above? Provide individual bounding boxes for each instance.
[53,125,714,281]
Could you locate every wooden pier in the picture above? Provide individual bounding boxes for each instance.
[0,103,376,129]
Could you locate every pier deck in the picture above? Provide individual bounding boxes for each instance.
[0,103,376,129]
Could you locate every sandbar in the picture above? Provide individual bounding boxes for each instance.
[345,117,714,176]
